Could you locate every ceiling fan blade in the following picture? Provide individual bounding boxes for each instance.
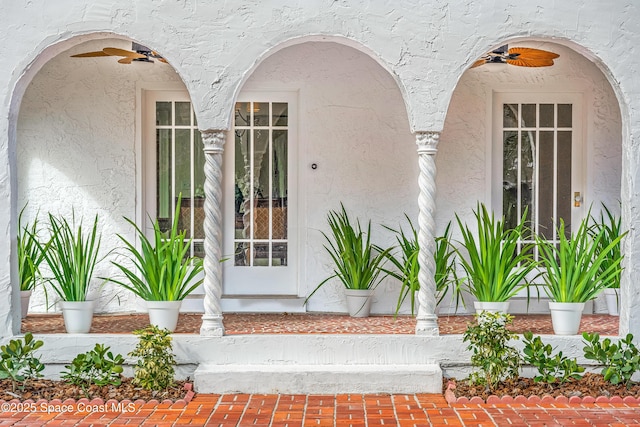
[70,51,110,58]
[103,47,146,59]
[506,58,555,67]
[508,47,560,60]
[157,57,169,64]
[471,59,487,68]
[118,57,134,64]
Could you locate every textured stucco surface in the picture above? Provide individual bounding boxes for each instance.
[0,1,638,337]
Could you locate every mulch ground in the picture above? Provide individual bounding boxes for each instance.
[445,373,640,401]
[0,378,189,402]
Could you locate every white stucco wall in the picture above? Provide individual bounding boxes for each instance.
[0,0,638,336]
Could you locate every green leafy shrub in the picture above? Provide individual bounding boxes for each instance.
[0,332,44,392]
[129,325,176,390]
[583,332,640,386]
[463,311,521,391]
[62,344,124,396]
[522,331,584,384]
[589,203,625,290]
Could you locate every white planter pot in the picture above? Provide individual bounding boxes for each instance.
[20,290,32,319]
[549,301,585,335]
[473,301,510,315]
[603,288,620,316]
[146,300,183,332]
[344,289,374,318]
[59,300,95,334]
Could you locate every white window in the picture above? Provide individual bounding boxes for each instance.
[143,91,205,258]
[492,93,584,255]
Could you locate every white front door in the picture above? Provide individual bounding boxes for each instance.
[223,92,298,295]
[493,92,584,253]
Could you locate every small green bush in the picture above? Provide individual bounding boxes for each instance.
[0,332,44,392]
[522,331,584,384]
[583,332,640,387]
[62,344,124,396]
[129,325,176,390]
[463,311,521,391]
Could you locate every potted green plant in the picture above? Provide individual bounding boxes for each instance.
[454,203,537,314]
[589,204,625,316]
[38,212,102,333]
[17,208,47,319]
[305,204,390,317]
[110,197,203,332]
[536,215,626,335]
[380,217,458,316]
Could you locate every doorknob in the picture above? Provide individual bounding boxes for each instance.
[574,192,583,207]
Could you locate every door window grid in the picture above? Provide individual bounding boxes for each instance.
[155,100,205,258]
[502,102,573,258]
[233,101,289,267]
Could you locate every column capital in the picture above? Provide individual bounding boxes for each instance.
[415,131,440,155]
[201,130,226,153]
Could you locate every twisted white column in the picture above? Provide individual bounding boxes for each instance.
[200,130,225,336]
[415,131,440,335]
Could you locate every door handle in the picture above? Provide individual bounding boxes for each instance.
[574,192,583,207]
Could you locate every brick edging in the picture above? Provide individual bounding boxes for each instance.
[444,381,639,405]
[0,382,195,409]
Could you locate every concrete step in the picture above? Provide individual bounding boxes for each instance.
[194,363,442,394]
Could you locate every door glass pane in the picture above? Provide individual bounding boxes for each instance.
[235,132,250,241]
[539,104,554,128]
[175,102,191,126]
[503,104,518,128]
[503,130,518,230]
[156,128,172,232]
[520,131,535,237]
[521,104,536,127]
[557,131,573,238]
[272,243,287,266]
[253,103,269,126]
[253,130,269,200]
[156,102,171,125]
[538,131,554,239]
[254,243,269,266]
[235,103,250,126]
[235,242,250,266]
[558,104,572,127]
[272,103,288,126]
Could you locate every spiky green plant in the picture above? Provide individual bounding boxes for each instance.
[110,196,203,301]
[38,212,102,302]
[380,217,457,316]
[537,215,626,303]
[305,204,390,303]
[455,203,537,302]
[18,207,46,292]
[589,203,624,289]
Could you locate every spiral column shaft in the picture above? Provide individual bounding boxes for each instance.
[200,130,225,336]
[415,131,440,336]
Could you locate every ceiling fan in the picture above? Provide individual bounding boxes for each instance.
[472,45,559,68]
[71,42,167,64]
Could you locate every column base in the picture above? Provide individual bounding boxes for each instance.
[415,314,439,336]
[200,314,225,336]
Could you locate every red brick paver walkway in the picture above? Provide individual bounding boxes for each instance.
[2,394,640,426]
[22,313,619,335]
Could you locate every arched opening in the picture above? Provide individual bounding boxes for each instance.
[222,40,417,314]
[438,40,623,315]
[15,35,200,316]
